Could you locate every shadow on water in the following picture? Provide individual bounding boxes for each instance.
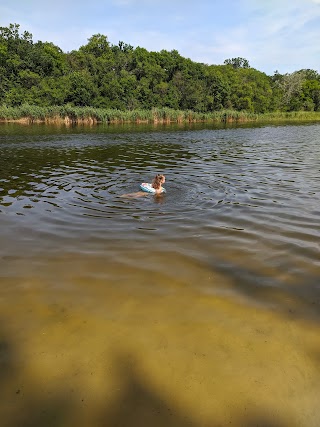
[0,323,72,427]
[0,324,291,427]
[96,354,290,427]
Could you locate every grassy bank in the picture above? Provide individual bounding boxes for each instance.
[1,105,320,124]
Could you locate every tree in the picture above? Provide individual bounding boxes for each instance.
[204,66,231,110]
[224,57,250,69]
[80,34,110,57]
[274,71,307,111]
[301,79,320,111]
[0,22,319,114]
[65,71,98,106]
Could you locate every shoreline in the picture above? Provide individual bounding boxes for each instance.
[1,108,320,126]
[1,116,320,125]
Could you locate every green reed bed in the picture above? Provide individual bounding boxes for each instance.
[257,111,320,121]
[1,105,320,124]
[152,107,184,122]
[0,106,18,120]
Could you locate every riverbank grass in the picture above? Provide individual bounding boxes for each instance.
[1,105,320,124]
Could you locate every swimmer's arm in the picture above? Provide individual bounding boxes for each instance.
[120,191,149,198]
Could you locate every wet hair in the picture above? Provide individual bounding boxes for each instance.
[152,174,165,190]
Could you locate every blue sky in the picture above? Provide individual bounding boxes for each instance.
[1,0,319,76]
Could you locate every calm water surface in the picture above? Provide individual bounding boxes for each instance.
[0,122,319,426]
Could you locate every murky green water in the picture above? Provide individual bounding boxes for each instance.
[0,122,319,427]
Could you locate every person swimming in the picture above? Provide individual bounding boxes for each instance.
[121,174,166,198]
[141,174,166,194]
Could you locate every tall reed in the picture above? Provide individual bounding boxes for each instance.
[1,104,320,124]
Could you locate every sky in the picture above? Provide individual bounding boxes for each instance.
[0,0,319,76]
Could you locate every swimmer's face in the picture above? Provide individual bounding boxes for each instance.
[162,176,165,183]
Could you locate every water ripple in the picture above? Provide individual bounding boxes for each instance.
[1,123,320,313]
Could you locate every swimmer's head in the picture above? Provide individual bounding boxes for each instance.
[152,174,165,189]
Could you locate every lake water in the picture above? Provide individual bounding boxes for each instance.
[0,122,319,427]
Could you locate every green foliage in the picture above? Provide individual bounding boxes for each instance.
[64,71,98,106]
[224,57,250,69]
[1,104,320,124]
[0,23,319,117]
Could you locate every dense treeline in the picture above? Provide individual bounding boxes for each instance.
[1,23,320,115]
